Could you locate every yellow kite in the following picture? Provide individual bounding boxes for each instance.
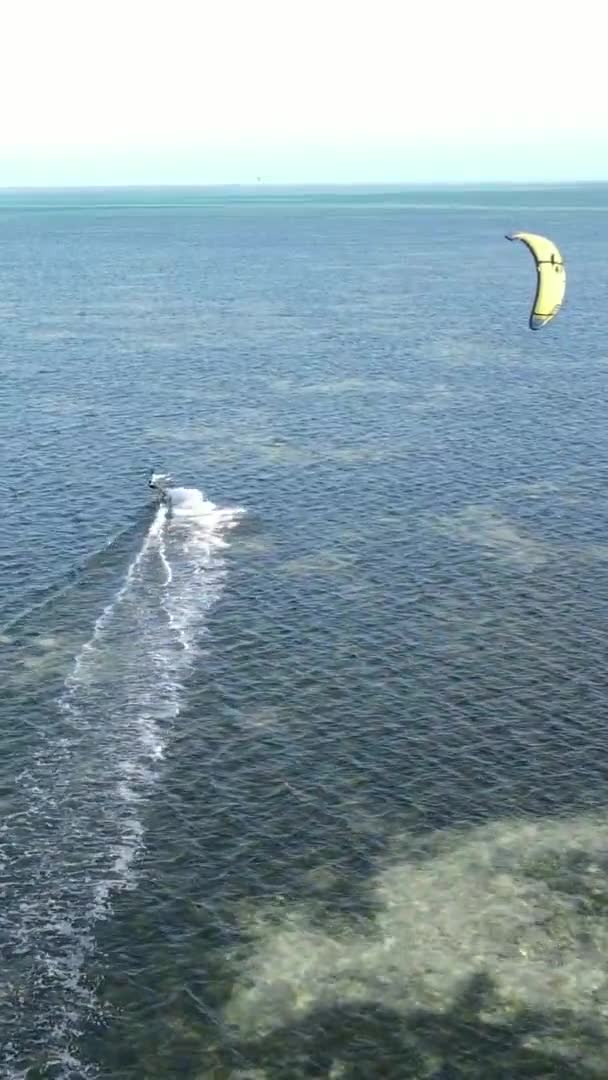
[506,232,566,330]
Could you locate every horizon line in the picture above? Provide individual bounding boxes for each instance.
[1,179,608,193]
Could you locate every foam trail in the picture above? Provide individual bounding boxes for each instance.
[0,487,244,1077]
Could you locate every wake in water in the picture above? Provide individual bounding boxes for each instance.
[0,485,243,1077]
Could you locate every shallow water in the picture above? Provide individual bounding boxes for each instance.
[2,185,608,1077]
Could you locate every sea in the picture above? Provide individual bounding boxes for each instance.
[1,184,608,1079]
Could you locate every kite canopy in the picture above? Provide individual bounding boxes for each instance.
[506,232,566,330]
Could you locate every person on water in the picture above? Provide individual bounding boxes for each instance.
[148,470,172,504]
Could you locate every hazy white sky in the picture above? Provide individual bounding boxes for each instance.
[2,0,605,185]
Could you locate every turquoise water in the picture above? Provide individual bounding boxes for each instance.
[2,185,608,1078]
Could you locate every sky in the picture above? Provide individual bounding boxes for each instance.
[1,0,606,186]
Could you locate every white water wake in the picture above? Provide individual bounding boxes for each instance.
[0,486,243,1077]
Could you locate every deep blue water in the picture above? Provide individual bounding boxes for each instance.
[2,185,608,1078]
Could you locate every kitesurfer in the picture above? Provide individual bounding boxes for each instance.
[148,470,172,504]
